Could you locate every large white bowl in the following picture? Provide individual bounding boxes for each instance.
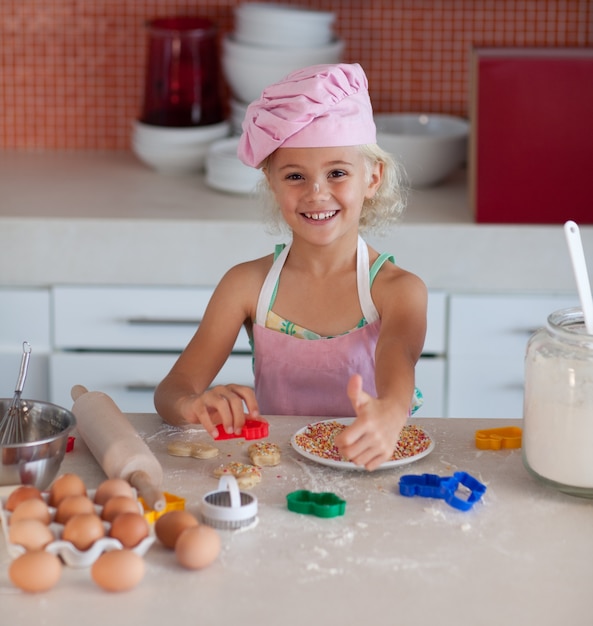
[132,120,230,147]
[132,139,210,175]
[235,3,335,48]
[131,119,231,174]
[206,137,263,195]
[222,35,344,103]
[374,113,469,188]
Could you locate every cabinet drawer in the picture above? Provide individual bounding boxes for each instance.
[448,357,524,418]
[448,293,578,418]
[50,353,254,413]
[52,286,251,352]
[449,294,577,357]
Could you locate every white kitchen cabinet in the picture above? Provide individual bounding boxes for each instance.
[52,286,250,351]
[447,293,578,418]
[415,291,447,416]
[50,286,448,416]
[0,288,51,401]
[414,356,446,418]
[423,291,447,356]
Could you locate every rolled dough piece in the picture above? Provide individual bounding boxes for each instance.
[167,441,219,460]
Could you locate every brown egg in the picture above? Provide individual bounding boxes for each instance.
[9,551,62,593]
[9,518,55,551]
[49,473,87,507]
[175,525,221,570]
[101,495,140,523]
[54,494,95,524]
[94,478,135,506]
[109,512,150,549]
[61,513,105,551]
[91,549,145,592]
[10,498,51,525]
[154,510,199,549]
[5,485,43,512]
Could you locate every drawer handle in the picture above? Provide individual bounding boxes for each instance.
[503,382,525,392]
[125,317,201,326]
[512,326,540,336]
[125,383,157,392]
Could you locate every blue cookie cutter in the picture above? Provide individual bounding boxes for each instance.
[286,490,346,518]
[399,471,486,511]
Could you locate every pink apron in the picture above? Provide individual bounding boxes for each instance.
[253,236,382,417]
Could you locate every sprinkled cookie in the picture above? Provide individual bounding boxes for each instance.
[167,441,219,460]
[213,462,262,489]
[248,442,281,467]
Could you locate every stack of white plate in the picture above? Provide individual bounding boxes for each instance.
[223,2,342,132]
[205,137,264,194]
[131,120,230,175]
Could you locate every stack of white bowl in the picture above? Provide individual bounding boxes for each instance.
[223,2,343,134]
[206,3,341,194]
[132,120,230,175]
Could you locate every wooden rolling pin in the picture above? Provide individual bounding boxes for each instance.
[71,385,166,512]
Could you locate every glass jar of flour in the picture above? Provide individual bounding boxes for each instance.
[523,307,593,497]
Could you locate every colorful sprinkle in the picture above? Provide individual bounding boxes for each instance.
[295,421,431,462]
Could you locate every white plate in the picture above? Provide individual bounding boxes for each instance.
[290,418,434,470]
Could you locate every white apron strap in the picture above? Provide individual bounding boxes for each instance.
[256,236,379,327]
[356,236,380,324]
[255,241,292,326]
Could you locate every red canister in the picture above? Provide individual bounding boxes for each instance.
[141,17,224,127]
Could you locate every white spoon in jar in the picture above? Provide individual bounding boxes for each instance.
[564,220,593,334]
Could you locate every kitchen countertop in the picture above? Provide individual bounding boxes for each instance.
[1,150,592,292]
[1,413,591,626]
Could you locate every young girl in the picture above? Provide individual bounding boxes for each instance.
[154,63,427,471]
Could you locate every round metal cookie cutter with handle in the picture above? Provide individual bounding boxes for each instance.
[200,475,258,530]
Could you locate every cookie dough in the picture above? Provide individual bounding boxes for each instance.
[167,441,219,460]
[248,442,281,467]
[213,462,262,489]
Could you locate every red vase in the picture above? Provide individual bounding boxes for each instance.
[141,17,224,127]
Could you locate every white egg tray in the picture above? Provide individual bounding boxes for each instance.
[0,489,155,568]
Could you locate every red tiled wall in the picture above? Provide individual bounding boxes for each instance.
[1,0,591,150]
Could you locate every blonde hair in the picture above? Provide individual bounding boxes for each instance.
[256,144,409,236]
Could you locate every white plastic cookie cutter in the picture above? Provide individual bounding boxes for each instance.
[200,475,258,530]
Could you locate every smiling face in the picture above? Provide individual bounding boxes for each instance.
[263,145,383,245]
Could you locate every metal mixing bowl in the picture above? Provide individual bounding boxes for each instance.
[0,399,76,490]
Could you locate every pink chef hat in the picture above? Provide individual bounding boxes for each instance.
[237,63,376,168]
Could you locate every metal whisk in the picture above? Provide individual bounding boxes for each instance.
[0,341,32,445]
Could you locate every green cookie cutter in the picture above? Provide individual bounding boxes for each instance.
[286,490,346,518]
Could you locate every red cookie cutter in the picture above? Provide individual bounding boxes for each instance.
[214,418,269,441]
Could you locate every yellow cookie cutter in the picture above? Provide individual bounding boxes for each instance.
[475,426,522,450]
[140,492,185,523]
